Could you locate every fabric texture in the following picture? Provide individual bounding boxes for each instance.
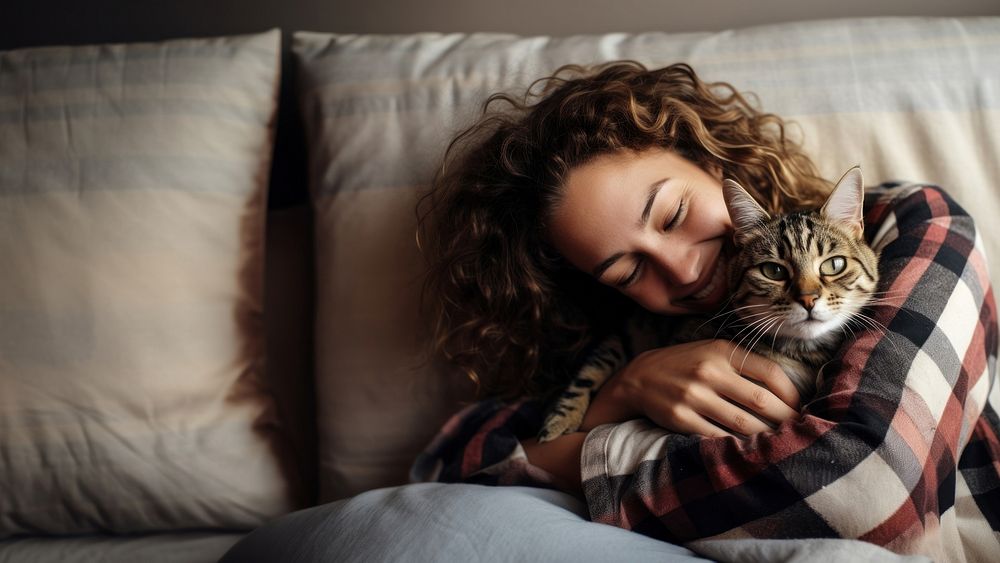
[292,16,1000,501]
[0,533,243,563]
[220,483,709,562]
[0,30,296,536]
[220,482,931,563]
[413,184,1000,561]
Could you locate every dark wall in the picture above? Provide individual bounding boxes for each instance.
[5,0,1000,48]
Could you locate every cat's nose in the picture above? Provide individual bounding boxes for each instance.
[797,294,818,310]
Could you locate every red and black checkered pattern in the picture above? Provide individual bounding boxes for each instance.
[412,184,1000,560]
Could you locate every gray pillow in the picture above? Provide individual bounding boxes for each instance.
[220,483,709,562]
[221,483,928,562]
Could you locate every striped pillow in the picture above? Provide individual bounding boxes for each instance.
[0,30,294,535]
[293,17,1000,500]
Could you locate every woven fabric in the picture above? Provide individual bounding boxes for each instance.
[414,184,1000,562]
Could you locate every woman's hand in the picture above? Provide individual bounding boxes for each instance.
[579,339,801,438]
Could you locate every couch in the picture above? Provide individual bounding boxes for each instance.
[0,16,998,563]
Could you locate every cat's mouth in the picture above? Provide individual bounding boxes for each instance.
[783,315,839,339]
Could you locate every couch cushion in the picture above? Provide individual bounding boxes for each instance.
[0,532,244,563]
[0,29,296,535]
[292,17,1000,500]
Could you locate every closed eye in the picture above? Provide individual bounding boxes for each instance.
[663,200,685,231]
[617,259,644,288]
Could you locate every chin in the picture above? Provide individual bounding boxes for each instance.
[778,318,841,341]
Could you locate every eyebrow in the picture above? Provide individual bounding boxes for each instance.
[591,177,670,279]
[639,178,669,226]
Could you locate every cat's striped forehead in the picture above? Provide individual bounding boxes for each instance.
[746,211,857,259]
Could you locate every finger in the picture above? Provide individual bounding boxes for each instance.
[647,407,737,439]
[699,395,774,436]
[721,343,801,409]
[685,414,740,439]
[721,377,799,425]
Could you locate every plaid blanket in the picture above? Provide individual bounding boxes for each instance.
[411,184,1000,561]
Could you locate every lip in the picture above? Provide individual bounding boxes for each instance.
[680,253,726,304]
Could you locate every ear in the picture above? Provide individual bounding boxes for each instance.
[821,166,865,239]
[723,178,770,245]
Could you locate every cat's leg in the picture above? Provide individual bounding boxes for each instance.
[537,336,625,442]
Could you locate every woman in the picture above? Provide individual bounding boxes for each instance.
[411,61,1000,559]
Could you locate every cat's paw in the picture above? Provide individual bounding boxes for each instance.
[537,397,588,443]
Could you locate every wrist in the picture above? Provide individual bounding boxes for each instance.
[579,372,636,431]
[522,432,586,495]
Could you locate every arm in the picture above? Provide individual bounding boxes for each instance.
[580,185,998,552]
[521,433,586,493]
[520,336,800,496]
[414,184,998,554]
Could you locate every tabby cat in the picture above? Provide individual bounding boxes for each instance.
[538,166,880,442]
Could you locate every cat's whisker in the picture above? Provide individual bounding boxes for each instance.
[865,296,907,305]
[728,310,776,323]
[716,308,773,339]
[739,317,781,375]
[842,320,858,341]
[729,315,779,365]
[718,306,772,322]
[729,315,777,363]
[869,289,908,297]
[864,292,909,307]
[852,322,889,342]
[771,320,786,349]
[845,313,882,333]
[861,300,915,321]
[851,311,890,332]
[701,307,755,336]
[697,304,769,332]
[846,313,901,353]
[731,313,779,341]
[748,316,779,348]
[865,299,901,306]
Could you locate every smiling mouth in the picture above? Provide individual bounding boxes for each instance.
[684,259,726,302]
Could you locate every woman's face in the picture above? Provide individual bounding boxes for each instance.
[548,147,734,315]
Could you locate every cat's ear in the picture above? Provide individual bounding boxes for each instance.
[723,178,770,245]
[821,166,865,239]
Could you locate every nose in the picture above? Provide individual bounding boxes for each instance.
[797,292,819,311]
[794,275,821,311]
[648,245,700,286]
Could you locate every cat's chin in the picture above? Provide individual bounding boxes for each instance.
[776,319,842,341]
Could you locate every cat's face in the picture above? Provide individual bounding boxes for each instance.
[723,167,879,342]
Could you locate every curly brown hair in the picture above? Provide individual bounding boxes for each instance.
[417,60,831,401]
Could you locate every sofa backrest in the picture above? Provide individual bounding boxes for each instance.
[293,17,1000,500]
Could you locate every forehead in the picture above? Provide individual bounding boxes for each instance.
[563,151,650,198]
[744,212,849,258]
[548,150,675,260]
[554,149,689,216]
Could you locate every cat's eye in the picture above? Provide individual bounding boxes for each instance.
[759,262,789,281]
[820,256,847,276]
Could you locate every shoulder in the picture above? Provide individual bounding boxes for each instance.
[863,182,975,252]
[864,182,968,224]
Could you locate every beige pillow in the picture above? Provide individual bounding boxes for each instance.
[0,29,295,535]
[293,17,1000,500]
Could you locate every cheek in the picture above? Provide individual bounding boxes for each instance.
[733,274,785,308]
[626,276,673,313]
[699,192,733,238]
